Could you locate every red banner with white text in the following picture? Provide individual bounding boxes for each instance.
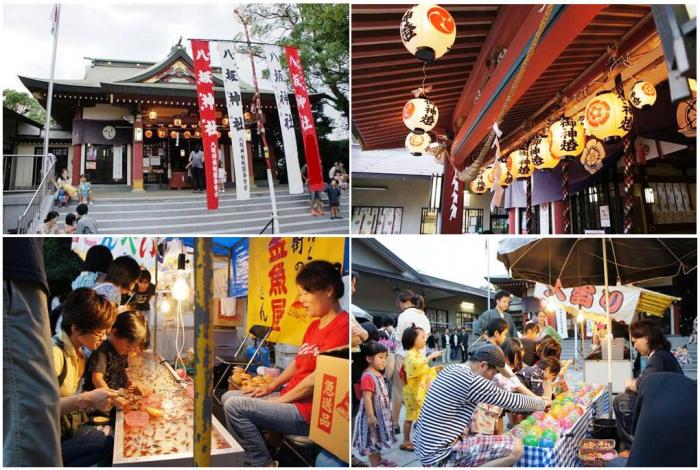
[440,158,464,234]
[191,39,220,210]
[285,47,324,192]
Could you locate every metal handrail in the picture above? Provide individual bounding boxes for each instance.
[16,159,57,234]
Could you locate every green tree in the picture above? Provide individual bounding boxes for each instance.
[242,4,349,119]
[3,88,48,125]
[43,238,83,300]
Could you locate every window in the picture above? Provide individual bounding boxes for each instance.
[352,206,403,234]
[425,307,448,326]
[420,208,439,234]
[455,312,477,332]
[463,208,484,233]
[490,207,509,233]
[34,146,69,180]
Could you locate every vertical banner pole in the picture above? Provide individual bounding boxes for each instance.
[193,238,214,466]
[235,9,279,233]
[43,4,61,177]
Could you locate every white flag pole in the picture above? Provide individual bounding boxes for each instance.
[234,9,279,234]
[42,3,61,177]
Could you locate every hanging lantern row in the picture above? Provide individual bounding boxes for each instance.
[400,4,457,61]
[468,80,659,193]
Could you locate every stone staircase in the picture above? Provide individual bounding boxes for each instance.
[54,187,349,234]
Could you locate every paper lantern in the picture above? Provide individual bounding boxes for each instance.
[405,132,431,155]
[509,149,533,180]
[498,160,513,188]
[548,116,585,160]
[629,81,657,110]
[144,130,153,139]
[147,110,158,120]
[222,117,229,126]
[157,128,167,139]
[481,165,495,190]
[400,4,456,61]
[676,96,696,138]
[183,131,191,139]
[580,139,605,174]
[194,129,202,139]
[470,174,487,194]
[403,97,439,134]
[584,91,633,143]
[529,134,559,171]
[174,117,182,126]
[170,130,177,139]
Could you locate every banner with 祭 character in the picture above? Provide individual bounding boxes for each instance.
[265,45,304,195]
[190,39,220,209]
[535,283,641,325]
[247,237,345,345]
[285,46,325,192]
[217,41,251,201]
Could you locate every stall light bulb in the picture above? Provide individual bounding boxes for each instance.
[160,298,171,314]
[577,312,584,323]
[172,275,190,301]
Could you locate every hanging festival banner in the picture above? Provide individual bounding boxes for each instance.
[535,283,641,325]
[217,42,250,200]
[265,45,304,195]
[285,47,325,192]
[72,237,158,270]
[440,158,464,234]
[248,237,344,345]
[190,39,220,209]
[229,238,249,298]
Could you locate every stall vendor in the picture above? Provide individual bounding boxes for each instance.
[222,260,349,467]
[613,319,684,451]
[53,288,121,466]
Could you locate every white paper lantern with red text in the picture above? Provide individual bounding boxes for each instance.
[403,97,439,134]
[584,91,633,143]
[405,132,432,156]
[400,4,456,61]
[470,174,488,194]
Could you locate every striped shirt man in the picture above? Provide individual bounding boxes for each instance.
[413,363,547,466]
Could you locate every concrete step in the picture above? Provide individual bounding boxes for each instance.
[54,189,350,234]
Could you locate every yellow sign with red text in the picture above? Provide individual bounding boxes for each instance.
[247,237,344,346]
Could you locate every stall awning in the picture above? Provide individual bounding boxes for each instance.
[636,287,680,317]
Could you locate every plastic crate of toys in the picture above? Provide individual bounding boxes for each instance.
[578,439,618,466]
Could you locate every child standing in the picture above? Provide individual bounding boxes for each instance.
[326,179,342,220]
[401,324,443,451]
[516,356,561,398]
[353,341,397,467]
[78,174,93,205]
[218,160,226,193]
[83,310,151,402]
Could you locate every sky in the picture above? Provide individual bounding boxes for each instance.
[1,3,347,139]
[375,236,509,290]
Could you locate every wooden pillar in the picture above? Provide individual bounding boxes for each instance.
[71,109,82,185]
[132,114,144,191]
[508,208,516,234]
